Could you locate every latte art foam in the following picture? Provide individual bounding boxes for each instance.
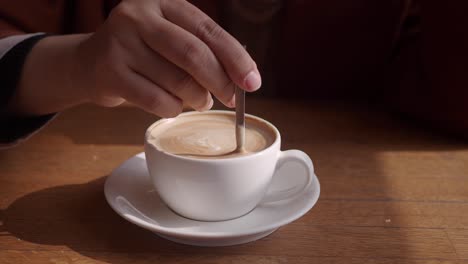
[148,113,276,158]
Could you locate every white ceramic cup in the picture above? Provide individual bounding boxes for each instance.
[144,110,314,221]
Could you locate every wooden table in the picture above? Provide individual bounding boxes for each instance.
[1,98,468,263]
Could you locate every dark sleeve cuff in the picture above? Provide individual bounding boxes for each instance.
[0,34,57,148]
[0,114,57,147]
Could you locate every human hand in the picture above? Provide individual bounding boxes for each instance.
[75,0,261,117]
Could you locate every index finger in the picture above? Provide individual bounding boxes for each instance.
[161,0,262,92]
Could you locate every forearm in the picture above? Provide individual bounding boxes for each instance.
[6,34,91,116]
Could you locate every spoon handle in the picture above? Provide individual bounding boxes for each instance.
[235,85,245,151]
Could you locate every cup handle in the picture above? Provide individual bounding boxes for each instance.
[262,150,314,203]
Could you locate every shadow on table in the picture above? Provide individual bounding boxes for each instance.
[0,177,197,262]
[0,176,289,263]
[1,99,466,262]
[44,104,158,146]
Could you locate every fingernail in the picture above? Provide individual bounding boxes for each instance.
[227,94,236,108]
[197,95,214,112]
[205,96,214,110]
[243,71,262,91]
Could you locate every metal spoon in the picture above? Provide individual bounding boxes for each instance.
[235,85,245,152]
[235,45,248,153]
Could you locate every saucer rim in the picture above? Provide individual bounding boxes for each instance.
[104,152,320,239]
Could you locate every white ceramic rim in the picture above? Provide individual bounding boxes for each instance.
[144,110,281,162]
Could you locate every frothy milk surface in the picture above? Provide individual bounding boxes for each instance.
[148,113,276,158]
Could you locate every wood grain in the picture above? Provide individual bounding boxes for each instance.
[1,98,467,263]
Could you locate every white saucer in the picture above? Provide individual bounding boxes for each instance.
[104,152,320,247]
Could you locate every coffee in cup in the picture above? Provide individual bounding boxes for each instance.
[147,112,275,159]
